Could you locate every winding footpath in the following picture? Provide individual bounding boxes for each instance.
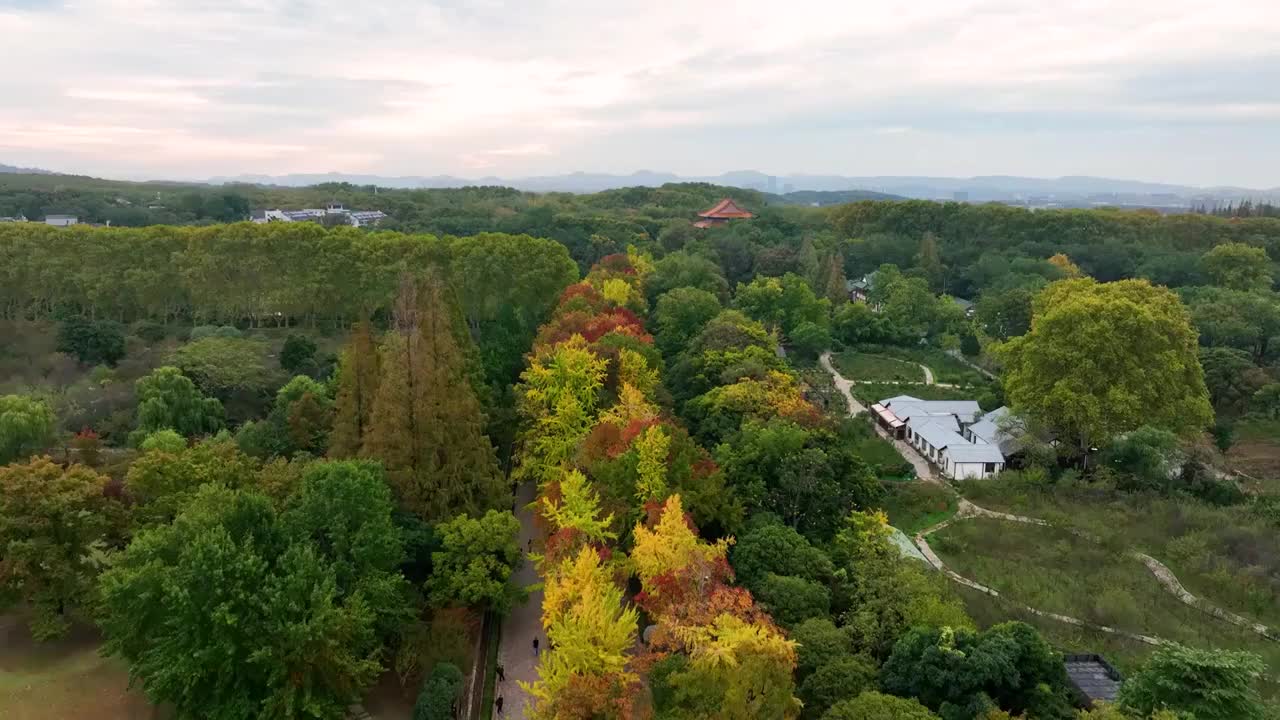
[819,351,1279,646]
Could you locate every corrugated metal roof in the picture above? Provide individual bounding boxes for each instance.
[945,443,1005,463]
[1065,655,1122,705]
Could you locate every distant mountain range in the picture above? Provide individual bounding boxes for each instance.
[207,170,1280,207]
[0,163,55,175]
[6,161,1277,207]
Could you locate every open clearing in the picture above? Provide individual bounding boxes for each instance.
[831,351,923,384]
[931,517,1280,689]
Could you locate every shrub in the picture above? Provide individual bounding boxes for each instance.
[413,662,464,720]
[57,318,126,366]
[189,325,243,341]
[280,334,318,374]
[133,321,168,343]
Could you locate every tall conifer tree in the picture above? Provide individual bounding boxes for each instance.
[362,273,505,520]
[329,318,380,458]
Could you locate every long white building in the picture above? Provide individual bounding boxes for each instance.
[871,395,1007,480]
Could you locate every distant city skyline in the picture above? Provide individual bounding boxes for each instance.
[2,0,1278,187]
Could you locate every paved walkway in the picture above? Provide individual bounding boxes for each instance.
[496,482,544,719]
[821,352,1279,645]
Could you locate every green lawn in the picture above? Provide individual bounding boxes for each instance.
[931,517,1280,694]
[852,344,988,386]
[853,382,982,406]
[881,482,957,534]
[832,351,923,383]
[0,614,153,720]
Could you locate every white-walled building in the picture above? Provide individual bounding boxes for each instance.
[251,205,387,227]
[872,395,1006,480]
[44,214,78,226]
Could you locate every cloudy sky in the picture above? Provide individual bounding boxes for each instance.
[1,0,1278,186]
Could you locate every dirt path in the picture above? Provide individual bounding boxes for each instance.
[496,482,544,719]
[819,351,868,416]
[918,363,935,386]
[821,352,1280,645]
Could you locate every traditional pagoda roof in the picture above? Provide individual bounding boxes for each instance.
[698,198,754,219]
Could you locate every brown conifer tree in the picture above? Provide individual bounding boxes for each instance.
[362,273,505,520]
[328,318,380,458]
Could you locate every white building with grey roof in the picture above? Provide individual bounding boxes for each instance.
[872,395,1005,480]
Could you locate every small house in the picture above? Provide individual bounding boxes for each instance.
[44,214,78,227]
[1064,654,1122,708]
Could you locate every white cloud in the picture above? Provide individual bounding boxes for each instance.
[1,0,1278,184]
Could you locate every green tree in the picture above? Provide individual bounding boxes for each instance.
[789,321,832,360]
[881,623,1071,720]
[1199,347,1264,416]
[997,279,1213,462]
[329,319,381,458]
[0,394,55,464]
[98,475,410,720]
[169,336,277,405]
[730,520,833,591]
[1254,383,1280,419]
[1119,644,1266,720]
[0,457,108,639]
[133,366,225,441]
[646,250,730,304]
[413,662,464,720]
[823,692,939,720]
[140,428,186,453]
[917,232,945,292]
[654,287,723,355]
[790,618,852,680]
[426,510,523,612]
[363,276,505,520]
[976,287,1034,340]
[734,273,830,338]
[798,654,878,720]
[1101,426,1184,493]
[1200,242,1273,291]
[126,437,259,525]
[718,420,881,542]
[56,318,126,366]
[1182,286,1280,363]
[279,334,317,374]
[753,573,830,627]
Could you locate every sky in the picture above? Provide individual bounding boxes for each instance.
[1,0,1278,187]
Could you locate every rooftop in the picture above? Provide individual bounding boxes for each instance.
[698,197,754,219]
[1064,654,1122,706]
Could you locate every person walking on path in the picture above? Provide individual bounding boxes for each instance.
[495,695,504,716]
[496,663,505,683]
[533,637,539,656]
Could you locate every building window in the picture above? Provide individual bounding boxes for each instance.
[984,462,996,473]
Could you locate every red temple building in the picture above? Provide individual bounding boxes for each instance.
[693,198,754,228]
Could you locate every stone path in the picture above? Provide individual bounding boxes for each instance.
[821,352,1280,646]
[496,482,544,719]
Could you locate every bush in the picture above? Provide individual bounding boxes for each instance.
[189,325,243,341]
[799,655,879,719]
[280,334,318,374]
[133,321,168,343]
[413,662,464,720]
[753,573,830,627]
[57,318,126,366]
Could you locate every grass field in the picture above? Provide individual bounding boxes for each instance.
[931,517,1280,694]
[1229,418,1280,487]
[881,481,957,534]
[0,614,153,720]
[852,344,988,386]
[831,351,923,383]
[852,382,984,406]
[960,473,1280,630]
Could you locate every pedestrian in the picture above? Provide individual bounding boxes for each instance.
[495,695,504,716]
[526,538,532,552]
[533,637,539,656]
[496,663,505,682]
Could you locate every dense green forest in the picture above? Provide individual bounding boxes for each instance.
[1,182,1279,720]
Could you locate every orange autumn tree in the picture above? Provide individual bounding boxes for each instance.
[633,495,800,720]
